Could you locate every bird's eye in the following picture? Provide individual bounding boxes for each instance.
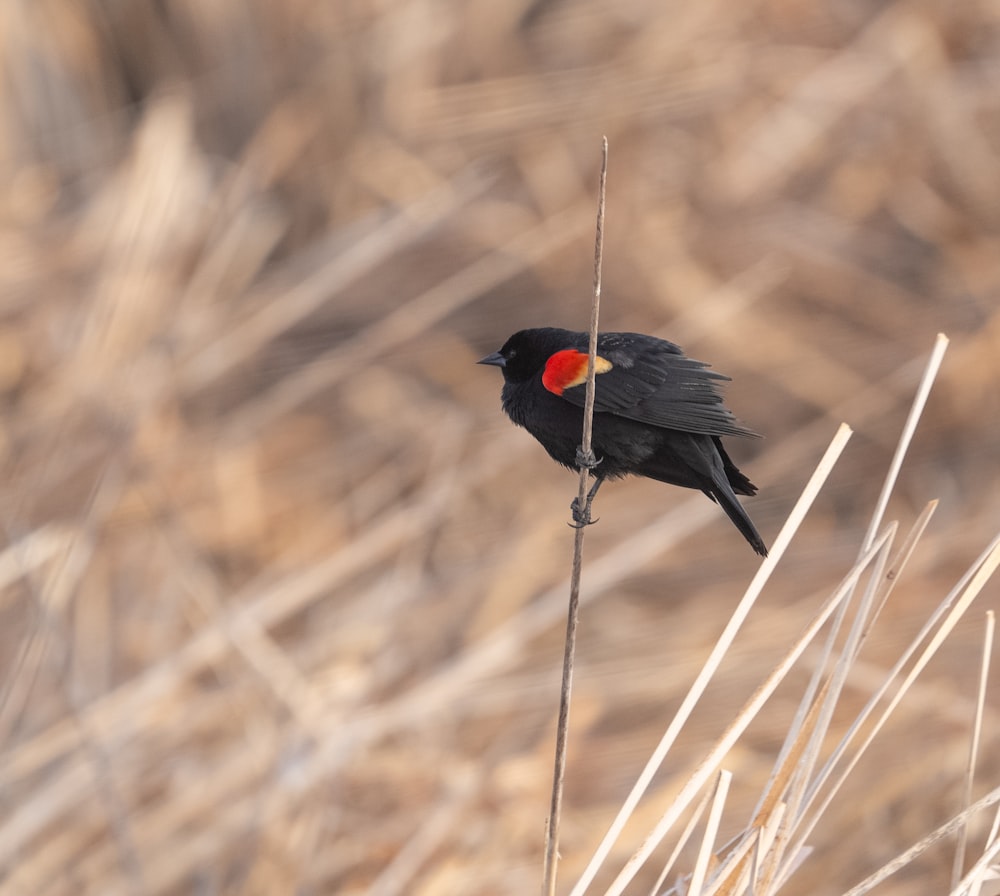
[506,348,517,359]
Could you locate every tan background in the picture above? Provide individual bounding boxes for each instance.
[1,2,999,894]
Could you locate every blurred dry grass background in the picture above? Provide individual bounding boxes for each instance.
[1,1,999,894]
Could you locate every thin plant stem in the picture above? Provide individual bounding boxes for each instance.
[542,135,608,896]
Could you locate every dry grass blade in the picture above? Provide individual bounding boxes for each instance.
[688,770,732,896]
[646,787,715,896]
[859,334,949,554]
[952,611,995,890]
[698,807,769,896]
[859,499,939,637]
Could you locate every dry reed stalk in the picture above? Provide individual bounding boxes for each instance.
[543,135,608,896]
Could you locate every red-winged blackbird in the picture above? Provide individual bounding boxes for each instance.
[479,327,767,556]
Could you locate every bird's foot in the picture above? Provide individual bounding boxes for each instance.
[569,495,598,528]
[575,448,601,470]
[569,473,604,528]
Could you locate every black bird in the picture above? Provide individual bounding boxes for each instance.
[478,327,767,556]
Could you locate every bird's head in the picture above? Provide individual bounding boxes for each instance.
[477,328,573,384]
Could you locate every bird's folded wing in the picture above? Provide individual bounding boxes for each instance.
[561,339,760,439]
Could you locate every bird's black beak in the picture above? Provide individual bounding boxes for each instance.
[477,351,506,368]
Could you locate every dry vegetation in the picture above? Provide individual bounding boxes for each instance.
[2,1,1000,894]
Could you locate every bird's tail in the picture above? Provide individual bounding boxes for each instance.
[640,434,768,557]
[707,478,768,557]
[710,437,767,555]
[692,437,768,557]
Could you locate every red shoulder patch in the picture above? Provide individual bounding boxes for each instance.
[542,349,613,395]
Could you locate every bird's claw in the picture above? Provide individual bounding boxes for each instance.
[576,448,601,470]
[569,496,599,528]
[569,470,604,527]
